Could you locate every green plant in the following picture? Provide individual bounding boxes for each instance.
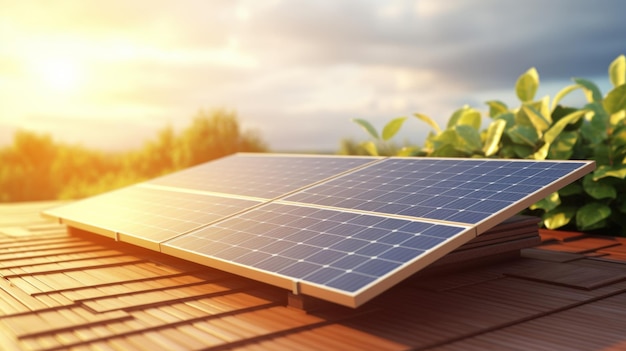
[351,117,424,156]
[0,109,267,202]
[352,55,626,235]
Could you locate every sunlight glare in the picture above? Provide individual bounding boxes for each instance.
[31,56,84,94]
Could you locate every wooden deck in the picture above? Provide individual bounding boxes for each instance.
[1,201,626,350]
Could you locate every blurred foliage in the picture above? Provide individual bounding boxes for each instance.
[351,55,626,236]
[0,109,267,202]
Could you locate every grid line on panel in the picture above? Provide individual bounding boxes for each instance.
[47,186,261,242]
[274,199,473,229]
[283,158,591,226]
[165,202,469,294]
[147,154,379,200]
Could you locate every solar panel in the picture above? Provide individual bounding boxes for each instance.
[162,202,473,306]
[43,153,594,307]
[148,153,378,199]
[283,157,592,234]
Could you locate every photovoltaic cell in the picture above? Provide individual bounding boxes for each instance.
[163,202,470,294]
[283,158,589,228]
[45,186,261,243]
[148,154,377,199]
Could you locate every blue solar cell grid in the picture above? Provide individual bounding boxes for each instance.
[165,203,468,293]
[284,158,586,224]
[148,154,377,199]
[47,186,261,242]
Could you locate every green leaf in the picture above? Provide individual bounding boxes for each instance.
[495,112,515,129]
[593,165,626,180]
[352,118,379,139]
[482,119,506,157]
[580,102,609,145]
[433,129,458,146]
[447,106,481,129]
[514,107,536,128]
[603,83,626,115]
[454,124,483,153]
[610,110,626,127]
[552,84,582,111]
[580,219,608,231]
[611,125,626,148]
[422,130,437,153]
[396,146,420,157]
[430,143,468,157]
[507,125,540,147]
[498,144,517,158]
[547,131,578,160]
[576,202,611,231]
[559,182,583,196]
[361,141,378,156]
[522,104,551,132]
[512,144,534,158]
[381,117,407,141]
[516,67,539,102]
[573,77,603,102]
[544,109,586,145]
[543,206,577,229]
[531,109,586,160]
[485,100,509,118]
[430,127,478,156]
[583,174,616,199]
[538,95,552,124]
[530,192,560,212]
[413,113,441,134]
[592,143,612,166]
[609,54,626,88]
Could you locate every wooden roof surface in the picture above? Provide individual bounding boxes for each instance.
[1,201,626,351]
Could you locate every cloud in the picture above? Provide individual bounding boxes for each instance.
[2,0,625,151]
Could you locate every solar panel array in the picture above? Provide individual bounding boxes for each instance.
[44,153,594,307]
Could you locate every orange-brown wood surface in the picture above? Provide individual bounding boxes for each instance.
[1,201,626,350]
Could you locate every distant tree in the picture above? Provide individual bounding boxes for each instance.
[1,130,58,201]
[0,109,268,202]
[177,109,267,168]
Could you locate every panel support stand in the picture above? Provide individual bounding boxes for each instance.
[287,292,332,312]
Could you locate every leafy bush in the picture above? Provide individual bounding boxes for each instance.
[352,55,626,235]
[0,109,267,202]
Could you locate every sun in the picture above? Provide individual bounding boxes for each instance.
[30,56,85,94]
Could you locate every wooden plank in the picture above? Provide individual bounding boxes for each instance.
[504,262,626,290]
[520,248,585,263]
[80,280,250,313]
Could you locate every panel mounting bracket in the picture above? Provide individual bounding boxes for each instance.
[291,279,301,295]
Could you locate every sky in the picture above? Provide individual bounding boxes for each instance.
[1,0,625,152]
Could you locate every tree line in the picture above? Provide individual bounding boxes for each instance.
[0,109,267,202]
